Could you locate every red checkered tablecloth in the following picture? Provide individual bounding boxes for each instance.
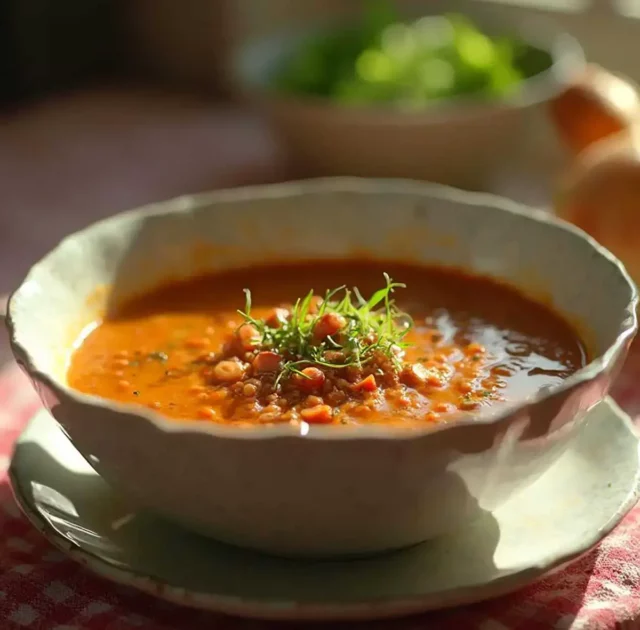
[2,352,640,630]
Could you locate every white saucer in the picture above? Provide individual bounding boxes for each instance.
[9,399,640,622]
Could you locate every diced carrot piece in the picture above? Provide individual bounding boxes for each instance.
[236,324,260,351]
[308,296,324,314]
[253,351,282,373]
[293,367,326,392]
[266,308,290,328]
[353,374,377,392]
[300,404,333,424]
[313,313,346,340]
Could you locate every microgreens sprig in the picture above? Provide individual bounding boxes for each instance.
[237,273,413,387]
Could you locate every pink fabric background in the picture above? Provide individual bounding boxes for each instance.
[0,346,639,630]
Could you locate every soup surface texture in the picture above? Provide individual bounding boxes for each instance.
[68,261,587,426]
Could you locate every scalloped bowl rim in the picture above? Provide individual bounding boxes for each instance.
[6,178,638,441]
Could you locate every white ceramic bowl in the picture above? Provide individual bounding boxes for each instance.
[230,14,585,188]
[6,178,637,558]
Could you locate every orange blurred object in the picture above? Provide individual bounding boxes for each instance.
[549,65,639,155]
[550,65,640,285]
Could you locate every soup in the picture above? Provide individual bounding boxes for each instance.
[68,261,587,426]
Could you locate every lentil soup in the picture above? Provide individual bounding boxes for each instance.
[67,261,587,426]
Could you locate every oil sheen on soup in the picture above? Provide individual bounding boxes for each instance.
[67,261,587,427]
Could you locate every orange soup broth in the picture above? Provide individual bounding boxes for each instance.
[67,261,587,427]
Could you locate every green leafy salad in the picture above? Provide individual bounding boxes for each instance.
[273,2,552,108]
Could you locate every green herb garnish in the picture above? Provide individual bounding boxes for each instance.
[274,4,552,105]
[237,273,413,387]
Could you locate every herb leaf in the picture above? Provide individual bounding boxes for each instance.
[237,274,413,387]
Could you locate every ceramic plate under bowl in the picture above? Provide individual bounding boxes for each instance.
[9,399,640,622]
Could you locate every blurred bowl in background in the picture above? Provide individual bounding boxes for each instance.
[230,10,584,189]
